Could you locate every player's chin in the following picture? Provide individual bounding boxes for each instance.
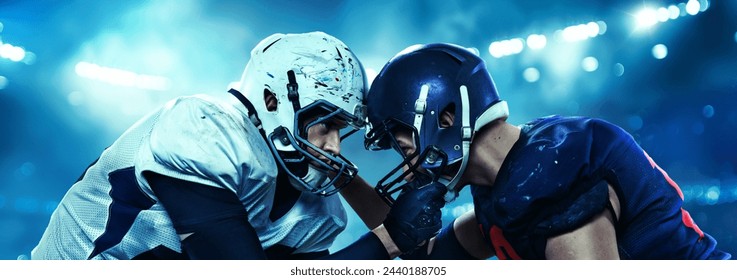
[308,159,332,172]
[313,161,346,181]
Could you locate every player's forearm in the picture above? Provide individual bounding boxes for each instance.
[340,175,390,229]
[320,227,394,260]
[372,224,402,258]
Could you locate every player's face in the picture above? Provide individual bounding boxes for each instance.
[305,115,347,168]
[392,128,422,182]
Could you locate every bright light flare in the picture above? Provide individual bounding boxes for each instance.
[635,8,659,29]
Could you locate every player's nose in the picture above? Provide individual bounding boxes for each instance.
[322,129,341,156]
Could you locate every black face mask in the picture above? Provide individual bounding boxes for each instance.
[366,118,450,205]
[374,145,448,206]
[267,100,364,196]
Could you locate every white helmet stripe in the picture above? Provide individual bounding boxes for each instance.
[474,101,509,132]
[413,84,430,134]
[460,85,472,141]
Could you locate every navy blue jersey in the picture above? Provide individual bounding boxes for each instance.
[472,115,731,259]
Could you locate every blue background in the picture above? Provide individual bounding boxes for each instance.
[0,0,735,259]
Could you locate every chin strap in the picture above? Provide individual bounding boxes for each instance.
[228,88,266,139]
[440,86,511,201]
[440,85,472,202]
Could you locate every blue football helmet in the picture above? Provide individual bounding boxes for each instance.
[365,43,509,204]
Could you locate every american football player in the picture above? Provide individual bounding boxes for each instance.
[361,43,732,259]
[31,32,445,260]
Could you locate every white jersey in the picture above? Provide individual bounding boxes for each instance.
[31,95,347,259]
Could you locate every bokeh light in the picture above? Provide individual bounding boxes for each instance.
[582,56,599,72]
[613,63,625,77]
[523,67,541,83]
[0,76,8,90]
[703,105,715,118]
[652,44,668,59]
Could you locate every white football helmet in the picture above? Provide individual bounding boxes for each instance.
[234,31,367,196]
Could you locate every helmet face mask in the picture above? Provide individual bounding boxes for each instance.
[373,145,448,206]
[238,32,368,196]
[366,118,449,205]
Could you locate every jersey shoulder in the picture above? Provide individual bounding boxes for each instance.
[492,115,611,235]
[137,95,276,191]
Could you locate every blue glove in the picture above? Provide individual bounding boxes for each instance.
[382,181,447,253]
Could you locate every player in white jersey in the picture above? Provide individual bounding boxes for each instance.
[31,32,446,260]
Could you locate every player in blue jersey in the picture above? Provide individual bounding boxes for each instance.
[31,32,445,260]
[359,43,732,259]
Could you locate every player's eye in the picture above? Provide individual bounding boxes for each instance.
[312,122,329,135]
[399,146,412,156]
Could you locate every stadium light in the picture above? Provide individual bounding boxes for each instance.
[685,0,700,15]
[633,1,709,32]
[0,43,26,62]
[635,8,659,29]
[668,5,681,19]
[75,61,171,91]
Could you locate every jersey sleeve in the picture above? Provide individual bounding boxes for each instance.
[135,95,276,195]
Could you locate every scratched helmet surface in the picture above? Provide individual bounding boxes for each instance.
[236,32,368,196]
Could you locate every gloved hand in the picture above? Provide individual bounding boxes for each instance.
[382,181,447,253]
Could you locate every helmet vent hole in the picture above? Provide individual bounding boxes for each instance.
[264,89,278,112]
[439,103,455,128]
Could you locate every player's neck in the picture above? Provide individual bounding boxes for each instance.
[463,120,520,187]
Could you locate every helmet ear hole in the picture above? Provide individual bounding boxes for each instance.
[264,88,278,112]
[439,103,455,128]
